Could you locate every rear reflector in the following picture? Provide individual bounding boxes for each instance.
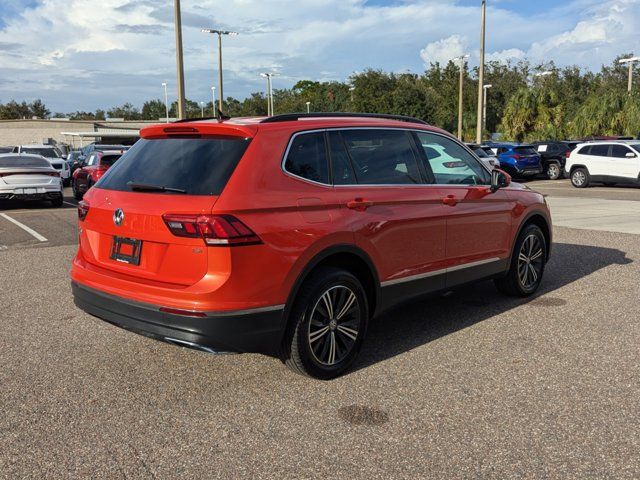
[162,214,261,246]
[160,307,208,317]
[78,200,90,221]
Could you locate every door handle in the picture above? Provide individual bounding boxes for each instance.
[347,198,373,211]
[442,195,458,206]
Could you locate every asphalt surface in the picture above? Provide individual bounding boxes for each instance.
[1,181,639,478]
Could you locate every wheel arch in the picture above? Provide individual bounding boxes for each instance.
[283,244,381,324]
[513,211,552,262]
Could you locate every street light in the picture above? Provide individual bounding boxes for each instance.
[476,0,486,144]
[453,54,469,140]
[161,82,169,123]
[260,73,278,116]
[482,84,492,136]
[619,56,640,92]
[211,86,216,115]
[201,29,238,113]
[306,101,311,113]
[200,101,204,117]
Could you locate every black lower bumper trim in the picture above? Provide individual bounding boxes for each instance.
[72,282,286,356]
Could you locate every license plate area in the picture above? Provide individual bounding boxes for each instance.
[110,236,142,265]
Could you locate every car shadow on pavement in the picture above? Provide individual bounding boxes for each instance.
[0,194,76,211]
[353,242,633,373]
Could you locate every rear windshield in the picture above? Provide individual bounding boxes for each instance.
[0,155,51,168]
[514,146,537,155]
[22,147,60,158]
[96,137,250,195]
[100,154,121,167]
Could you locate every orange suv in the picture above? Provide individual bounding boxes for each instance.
[72,113,552,379]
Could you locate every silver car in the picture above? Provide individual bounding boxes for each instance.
[13,144,71,186]
[0,154,64,207]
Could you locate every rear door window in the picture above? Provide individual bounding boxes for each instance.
[577,146,591,155]
[416,132,490,185]
[284,132,329,184]
[328,131,357,185]
[339,129,422,184]
[590,145,610,157]
[97,137,250,195]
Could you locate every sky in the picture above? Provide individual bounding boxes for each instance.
[0,0,638,113]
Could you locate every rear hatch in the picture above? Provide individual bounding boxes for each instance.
[78,128,252,286]
[513,146,541,168]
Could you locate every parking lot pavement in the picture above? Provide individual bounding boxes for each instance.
[1,225,639,478]
[0,188,78,250]
[524,179,640,234]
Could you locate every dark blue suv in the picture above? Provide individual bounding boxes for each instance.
[484,142,543,178]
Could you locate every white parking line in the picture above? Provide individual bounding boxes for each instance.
[0,213,48,242]
[63,201,77,207]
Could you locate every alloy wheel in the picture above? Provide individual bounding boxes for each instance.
[547,164,560,179]
[572,170,585,186]
[307,285,361,366]
[517,234,544,290]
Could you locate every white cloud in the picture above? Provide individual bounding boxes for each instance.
[0,0,638,112]
[486,48,526,63]
[420,35,468,66]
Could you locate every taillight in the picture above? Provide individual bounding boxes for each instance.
[566,151,571,158]
[511,154,521,161]
[78,200,90,221]
[49,172,60,177]
[162,214,261,246]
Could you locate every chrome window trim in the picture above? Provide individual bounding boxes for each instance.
[380,257,502,287]
[280,126,491,188]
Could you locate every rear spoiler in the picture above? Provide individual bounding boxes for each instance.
[141,122,257,140]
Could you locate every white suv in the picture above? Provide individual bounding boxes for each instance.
[566,141,640,188]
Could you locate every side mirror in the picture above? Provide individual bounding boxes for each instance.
[490,168,511,192]
[625,152,636,158]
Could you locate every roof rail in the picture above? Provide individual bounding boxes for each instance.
[259,112,429,125]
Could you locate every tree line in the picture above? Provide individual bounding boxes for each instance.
[1,54,638,142]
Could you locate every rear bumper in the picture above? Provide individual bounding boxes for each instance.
[502,164,543,177]
[0,189,62,200]
[72,281,286,356]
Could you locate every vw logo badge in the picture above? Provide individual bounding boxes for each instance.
[113,208,124,227]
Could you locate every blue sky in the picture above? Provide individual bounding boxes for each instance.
[0,0,638,113]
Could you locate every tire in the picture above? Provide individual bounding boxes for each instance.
[546,162,561,180]
[72,180,83,200]
[51,194,63,208]
[571,167,590,188]
[494,224,547,297]
[281,267,369,380]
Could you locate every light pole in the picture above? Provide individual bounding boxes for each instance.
[261,73,277,116]
[200,101,204,117]
[210,86,216,115]
[619,56,640,92]
[454,54,469,140]
[173,0,186,119]
[306,101,311,113]
[201,29,238,114]
[161,82,169,122]
[476,0,486,143]
[482,84,492,136]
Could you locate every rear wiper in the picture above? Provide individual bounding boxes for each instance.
[126,181,187,193]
